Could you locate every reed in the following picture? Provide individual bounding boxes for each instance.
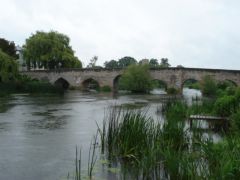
[97,100,240,179]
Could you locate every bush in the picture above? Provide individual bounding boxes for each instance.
[234,87,240,101]
[119,64,152,93]
[100,85,111,92]
[167,87,178,95]
[201,75,217,97]
[230,109,240,133]
[214,95,238,117]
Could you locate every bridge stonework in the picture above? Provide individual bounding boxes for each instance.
[21,68,240,92]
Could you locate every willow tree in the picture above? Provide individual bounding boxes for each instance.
[0,49,18,82]
[23,31,82,70]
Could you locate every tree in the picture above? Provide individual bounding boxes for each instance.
[87,56,98,68]
[118,56,137,68]
[23,31,82,70]
[0,38,18,59]
[119,64,152,93]
[0,49,18,82]
[160,58,170,68]
[104,60,119,69]
[149,58,159,68]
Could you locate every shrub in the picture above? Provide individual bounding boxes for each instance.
[200,75,217,97]
[234,87,240,101]
[100,85,111,92]
[230,109,240,133]
[214,95,238,117]
[119,64,152,93]
[167,87,178,95]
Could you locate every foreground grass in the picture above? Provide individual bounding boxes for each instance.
[96,102,240,179]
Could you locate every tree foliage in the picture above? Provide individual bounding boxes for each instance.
[118,56,137,68]
[104,60,119,69]
[149,58,159,68]
[87,56,98,68]
[23,31,82,70]
[214,95,237,117]
[159,58,170,68]
[201,75,217,97]
[119,64,152,93]
[0,49,18,82]
[0,38,18,59]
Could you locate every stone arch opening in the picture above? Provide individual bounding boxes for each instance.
[113,75,122,92]
[217,79,237,91]
[54,78,70,90]
[150,79,167,94]
[151,79,167,90]
[182,79,200,90]
[82,78,100,91]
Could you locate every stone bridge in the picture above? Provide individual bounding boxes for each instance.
[21,67,240,92]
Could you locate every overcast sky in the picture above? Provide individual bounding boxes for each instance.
[0,0,240,69]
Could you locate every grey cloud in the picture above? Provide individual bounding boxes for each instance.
[0,0,240,69]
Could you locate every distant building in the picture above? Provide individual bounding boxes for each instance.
[140,58,149,64]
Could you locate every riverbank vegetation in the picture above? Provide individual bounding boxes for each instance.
[68,77,240,179]
[95,86,240,179]
[0,53,63,96]
[119,64,152,93]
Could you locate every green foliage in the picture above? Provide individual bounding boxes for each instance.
[119,64,152,93]
[0,38,18,59]
[118,56,137,68]
[87,56,98,68]
[183,79,200,89]
[235,87,240,100]
[104,60,119,69]
[167,87,178,95]
[230,109,240,133]
[201,75,217,97]
[159,58,170,68]
[100,85,111,92]
[188,98,215,115]
[98,100,240,179]
[0,79,64,94]
[149,58,159,68]
[214,95,238,117]
[0,49,18,82]
[23,31,82,70]
[151,79,167,89]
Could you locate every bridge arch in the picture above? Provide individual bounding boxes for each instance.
[54,78,70,90]
[182,78,200,90]
[82,78,100,91]
[113,75,122,92]
[151,79,168,90]
[217,79,237,93]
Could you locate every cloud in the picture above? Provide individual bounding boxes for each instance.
[0,0,240,69]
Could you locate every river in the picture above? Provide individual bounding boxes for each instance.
[0,88,208,180]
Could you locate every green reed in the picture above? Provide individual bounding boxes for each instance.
[97,100,240,179]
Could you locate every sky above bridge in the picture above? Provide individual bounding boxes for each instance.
[1,0,240,69]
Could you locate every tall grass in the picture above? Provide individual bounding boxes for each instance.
[97,101,240,179]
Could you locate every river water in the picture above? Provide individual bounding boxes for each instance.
[0,88,204,180]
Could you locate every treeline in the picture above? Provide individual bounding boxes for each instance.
[104,57,171,69]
